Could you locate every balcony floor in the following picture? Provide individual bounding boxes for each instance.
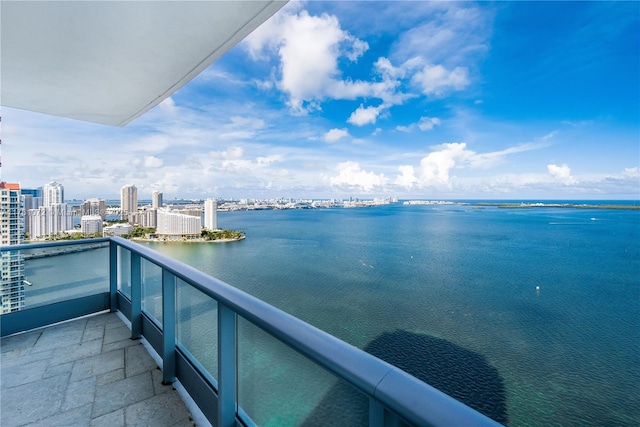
[1,312,196,427]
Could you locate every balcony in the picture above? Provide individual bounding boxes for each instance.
[1,238,501,426]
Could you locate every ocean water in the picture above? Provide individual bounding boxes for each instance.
[24,203,640,426]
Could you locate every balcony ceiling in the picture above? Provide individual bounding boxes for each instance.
[0,1,286,127]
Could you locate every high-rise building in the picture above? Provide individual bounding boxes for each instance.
[156,209,201,239]
[128,208,157,228]
[121,184,138,220]
[81,215,103,235]
[42,181,64,206]
[204,198,218,231]
[27,182,72,239]
[1,182,25,313]
[152,191,163,209]
[21,190,43,237]
[27,204,73,239]
[80,198,107,220]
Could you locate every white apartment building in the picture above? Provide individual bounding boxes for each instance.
[1,182,25,313]
[174,206,202,218]
[129,208,157,228]
[81,215,103,235]
[157,209,201,239]
[42,181,64,206]
[103,223,134,237]
[27,204,73,239]
[152,191,163,209]
[121,184,138,220]
[204,198,218,230]
[81,198,107,220]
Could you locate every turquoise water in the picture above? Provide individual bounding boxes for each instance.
[146,204,639,426]
[24,203,640,425]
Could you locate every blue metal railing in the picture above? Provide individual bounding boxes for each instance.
[1,238,502,427]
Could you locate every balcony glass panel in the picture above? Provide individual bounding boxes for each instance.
[176,278,218,383]
[20,242,109,309]
[117,246,131,298]
[237,319,369,426]
[141,258,162,326]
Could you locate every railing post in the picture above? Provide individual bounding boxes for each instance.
[369,399,384,427]
[109,240,118,312]
[162,269,176,384]
[370,398,402,427]
[130,252,142,339]
[218,303,237,427]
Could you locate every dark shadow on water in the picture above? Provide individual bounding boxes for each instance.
[302,330,507,426]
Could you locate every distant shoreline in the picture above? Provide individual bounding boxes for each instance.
[475,202,639,210]
[131,236,246,243]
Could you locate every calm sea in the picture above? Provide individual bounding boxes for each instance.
[25,202,640,426]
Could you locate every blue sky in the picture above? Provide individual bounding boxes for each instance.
[3,1,639,200]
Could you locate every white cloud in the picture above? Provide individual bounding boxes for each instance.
[390,3,491,65]
[348,105,383,126]
[395,116,441,133]
[243,8,404,115]
[412,64,470,97]
[328,161,388,192]
[345,37,369,61]
[158,97,178,116]
[395,142,546,189]
[265,10,360,114]
[469,142,545,169]
[144,156,163,168]
[230,116,265,129]
[418,142,469,185]
[622,167,639,178]
[324,128,350,143]
[395,165,418,188]
[374,57,405,80]
[218,131,256,140]
[418,116,441,131]
[547,163,577,185]
[242,4,489,120]
[209,146,244,160]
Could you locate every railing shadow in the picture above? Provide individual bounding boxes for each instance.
[302,330,508,426]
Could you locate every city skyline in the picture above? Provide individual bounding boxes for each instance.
[3,1,639,200]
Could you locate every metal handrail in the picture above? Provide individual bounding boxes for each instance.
[4,237,110,251]
[110,236,501,427]
[1,237,501,426]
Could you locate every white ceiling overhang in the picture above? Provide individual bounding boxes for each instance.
[0,1,286,126]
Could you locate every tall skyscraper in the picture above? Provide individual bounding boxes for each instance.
[152,190,163,209]
[27,181,72,239]
[42,181,64,206]
[27,204,73,239]
[121,184,138,220]
[204,198,218,231]
[1,182,25,313]
[80,198,107,220]
[21,190,42,237]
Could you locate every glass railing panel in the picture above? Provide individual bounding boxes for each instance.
[117,246,131,298]
[141,258,162,326]
[176,278,218,383]
[237,318,369,426]
[17,242,109,309]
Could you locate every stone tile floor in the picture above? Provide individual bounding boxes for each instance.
[0,312,197,427]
